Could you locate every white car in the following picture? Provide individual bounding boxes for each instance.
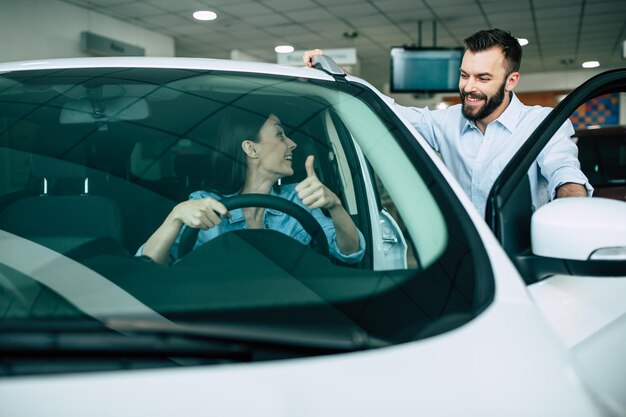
[0,56,624,417]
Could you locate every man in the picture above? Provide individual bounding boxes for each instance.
[304,29,592,217]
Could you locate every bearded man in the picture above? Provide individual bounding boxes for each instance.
[305,29,591,217]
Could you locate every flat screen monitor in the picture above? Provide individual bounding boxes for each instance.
[390,47,464,94]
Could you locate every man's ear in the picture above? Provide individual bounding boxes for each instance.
[242,140,258,158]
[506,71,520,91]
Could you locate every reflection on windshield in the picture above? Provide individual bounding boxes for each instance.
[0,67,490,373]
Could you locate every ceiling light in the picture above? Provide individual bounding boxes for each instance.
[517,38,529,46]
[582,61,600,68]
[275,45,294,53]
[193,11,217,21]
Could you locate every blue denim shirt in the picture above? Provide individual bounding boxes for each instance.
[160,183,365,264]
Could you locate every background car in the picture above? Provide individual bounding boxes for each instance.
[0,56,624,416]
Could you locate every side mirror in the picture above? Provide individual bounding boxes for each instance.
[531,197,626,261]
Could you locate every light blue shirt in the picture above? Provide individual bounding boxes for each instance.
[392,93,592,216]
[139,183,366,265]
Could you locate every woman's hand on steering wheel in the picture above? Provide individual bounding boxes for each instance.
[173,197,231,230]
[177,194,329,259]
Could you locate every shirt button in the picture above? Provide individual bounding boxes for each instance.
[263,224,269,229]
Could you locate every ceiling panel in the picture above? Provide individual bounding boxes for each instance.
[370,0,425,13]
[262,0,318,11]
[217,2,276,17]
[532,0,584,7]
[105,2,163,17]
[482,2,531,14]
[326,2,382,17]
[584,0,626,14]
[310,0,363,5]
[430,5,486,20]
[139,13,192,28]
[144,0,206,12]
[283,8,337,22]
[58,0,626,90]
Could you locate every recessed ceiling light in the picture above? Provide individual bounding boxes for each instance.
[582,60,600,68]
[517,38,529,46]
[275,45,294,53]
[193,11,217,21]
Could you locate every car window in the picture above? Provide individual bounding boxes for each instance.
[573,123,626,202]
[0,67,494,370]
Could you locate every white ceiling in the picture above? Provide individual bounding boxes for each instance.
[60,0,626,89]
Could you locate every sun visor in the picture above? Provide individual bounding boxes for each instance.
[60,97,149,124]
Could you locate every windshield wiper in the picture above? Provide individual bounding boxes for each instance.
[0,318,385,361]
[105,318,384,351]
[0,326,252,362]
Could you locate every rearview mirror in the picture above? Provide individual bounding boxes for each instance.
[60,97,149,124]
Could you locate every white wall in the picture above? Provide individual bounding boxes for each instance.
[0,0,174,62]
[230,50,268,62]
[515,69,607,92]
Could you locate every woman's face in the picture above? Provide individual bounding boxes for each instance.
[253,114,297,179]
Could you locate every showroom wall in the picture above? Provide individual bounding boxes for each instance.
[0,0,174,62]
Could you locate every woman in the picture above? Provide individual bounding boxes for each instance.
[139,108,365,265]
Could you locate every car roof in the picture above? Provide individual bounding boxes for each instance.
[0,56,337,82]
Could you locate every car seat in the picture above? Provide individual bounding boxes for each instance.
[0,154,123,255]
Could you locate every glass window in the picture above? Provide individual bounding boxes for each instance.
[0,67,493,371]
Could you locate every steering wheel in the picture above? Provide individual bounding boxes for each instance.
[177,194,329,259]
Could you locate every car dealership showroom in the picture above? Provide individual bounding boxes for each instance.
[0,0,625,416]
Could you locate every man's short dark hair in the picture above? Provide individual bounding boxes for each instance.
[464,29,522,74]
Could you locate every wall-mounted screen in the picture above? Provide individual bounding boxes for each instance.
[390,47,464,94]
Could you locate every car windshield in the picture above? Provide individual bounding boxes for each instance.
[0,65,493,371]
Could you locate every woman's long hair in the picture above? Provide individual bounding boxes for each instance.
[205,107,271,195]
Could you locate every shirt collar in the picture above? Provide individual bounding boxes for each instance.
[461,91,521,134]
[497,92,522,133]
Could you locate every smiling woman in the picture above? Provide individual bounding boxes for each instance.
[138,106,366,265]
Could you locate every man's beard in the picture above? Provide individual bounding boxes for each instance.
[461,79,507,122]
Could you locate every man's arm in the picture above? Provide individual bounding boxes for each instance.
[556,182,587,198]
[536,116,594,200]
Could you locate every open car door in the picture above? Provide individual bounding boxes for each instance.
[485,68,626,415]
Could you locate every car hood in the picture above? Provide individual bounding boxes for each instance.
[0,222,606,416]
[0,296,604,416]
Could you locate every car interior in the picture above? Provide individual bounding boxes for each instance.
[574,124,626,202]
[0,67,494,349]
